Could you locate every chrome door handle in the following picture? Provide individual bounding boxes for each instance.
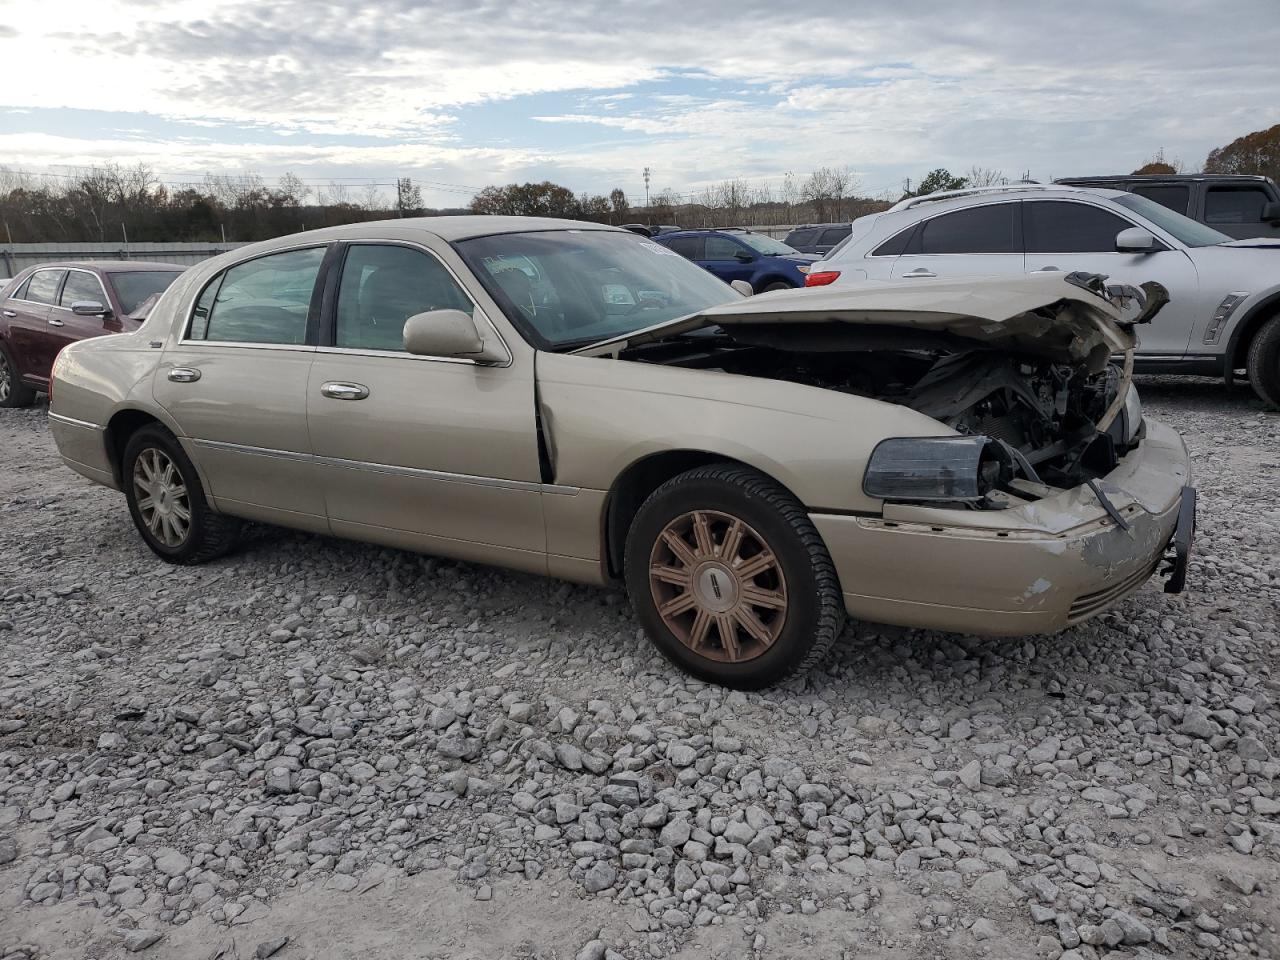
[321,381,369,400]
[167,367,201,383]
[47,317,65,327]
[902,268,937,278]
[1,310,14,318]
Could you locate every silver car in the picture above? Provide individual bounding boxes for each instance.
[809,184,1280,406]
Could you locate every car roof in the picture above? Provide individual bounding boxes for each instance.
[308,215,623,243]
[21,260,186,273]
[1057,174,1270,184]
[789,222,852,229]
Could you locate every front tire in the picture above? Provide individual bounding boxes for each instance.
[0,342,37,408]
[760,281,792,293]
[624,464,845,689]
[122,425,241,563]
[1246,315,1280,408]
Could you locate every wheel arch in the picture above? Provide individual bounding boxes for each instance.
[1225,290,1280,378]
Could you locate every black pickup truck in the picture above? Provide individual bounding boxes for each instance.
[1055,174,1280,240]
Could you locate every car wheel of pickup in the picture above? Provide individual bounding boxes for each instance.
[1246,315,1280,408]
[624,463,845,689]
[123,425,241,564]
[0,342,37,408]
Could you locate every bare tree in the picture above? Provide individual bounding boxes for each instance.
[966,166,1008,188]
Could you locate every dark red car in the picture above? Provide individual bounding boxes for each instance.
[0,261,184,407]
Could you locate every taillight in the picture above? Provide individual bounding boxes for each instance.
[805,271,841,287]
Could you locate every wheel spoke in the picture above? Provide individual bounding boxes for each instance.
[734,606,775,646]
[136,495,155,513]
[658,591,698,618]
[692,511,714,557]
[171,502,191,523]
[146,510,163,534]
[734,550,776,581]
[650,564,691,588]
[715,614,740,661]
[741,583,786,610]
[170,514,188,541]
[688,608,712,648]
[160,461,176,487]
[660,529,698,568]
[718,517,745,561]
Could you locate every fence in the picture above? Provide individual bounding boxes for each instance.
[0,242,251,278]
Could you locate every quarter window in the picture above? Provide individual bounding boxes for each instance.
[188,247,324,344]
[871,226,915,257]
[335,244,473,352]
[60,271,106,308]
[1024,201,1134,253]
[1131,185,1190,215]
[918,204,1016,254]
[1204,186,1269,223]
[25,269,65,305]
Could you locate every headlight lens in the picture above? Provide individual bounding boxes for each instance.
[863,436,1013,502]
[1122,384,1142,445]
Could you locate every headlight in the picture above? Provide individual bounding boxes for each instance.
[1121,384,1142,445]
[863,436,1013,502]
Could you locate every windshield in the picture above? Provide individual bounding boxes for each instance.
[110,270,183,314]
[737,233,799,255]
[1112,194,1231,247]
[456,230,739,349]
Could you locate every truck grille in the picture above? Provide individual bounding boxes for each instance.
[1067,563,1158,625]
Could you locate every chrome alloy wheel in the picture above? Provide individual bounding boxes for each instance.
[132,447,191,547]
[648,509,788,663]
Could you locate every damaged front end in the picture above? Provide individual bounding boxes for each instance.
[604,272,1166,508]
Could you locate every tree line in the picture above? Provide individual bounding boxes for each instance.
[2,123,1276,245]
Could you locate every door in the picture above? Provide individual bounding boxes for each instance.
[698,235,756,285]
[305,241,546,569]
[890,202,1023,280]
[1201,183,1280,240]
[153,245,328,525]
[1020,199,1201,357]
[33,269,116,384]
[4,268,63,386]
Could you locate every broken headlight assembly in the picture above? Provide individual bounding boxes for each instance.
[862,436,1015,503]
[1120,383,1143,446]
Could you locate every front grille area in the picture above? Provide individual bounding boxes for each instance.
[1067,562,1158,624]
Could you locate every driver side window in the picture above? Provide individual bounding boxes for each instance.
[335,245,473,352]
[703,235,745,261]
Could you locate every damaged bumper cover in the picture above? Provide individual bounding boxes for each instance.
[811,418,1193,636]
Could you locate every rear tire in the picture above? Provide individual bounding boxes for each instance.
[624,463,845,689]
[122,425,241,564]
[1246,315,1280,408]
[0,342,37,408]
[761,281,792,293]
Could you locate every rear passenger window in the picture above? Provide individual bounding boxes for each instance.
[664,236,703,259]
[1205,186,1269,223]
[188,247,324,344]
[918,204,1016,254]
[335,244,472,352]
[25,269,65,305]
[1131,185,1189,215]
[787,229,818,247]
[871,226,915,257]
[1024,201,1134,253]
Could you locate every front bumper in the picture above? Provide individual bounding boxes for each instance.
[811,418,1193,636]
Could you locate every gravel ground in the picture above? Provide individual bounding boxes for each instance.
[1,377,1277,960]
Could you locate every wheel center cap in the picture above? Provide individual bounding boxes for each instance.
[693,562,738,614]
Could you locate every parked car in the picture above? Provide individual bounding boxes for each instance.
[654,228,818,292]
[785,222,853,255]
[47,217,1193,688]
[1,261,184,407]
[620,224,683,237]
[1055,174,1280,240]
[808,184,1280,406]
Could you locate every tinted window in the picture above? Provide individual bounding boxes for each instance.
[190,247,324,344]
[1204,186,1269,223]
[336,245,472,352]
[1111,193,1230,247]
[704,235,745,260]
[818,227,851,245]
[738,234,797,255]
[787,229,818,247]
[110,271,181,315]
[1131,185,1189,215]
[918,205,1016,254]
[25,269,65,305]
[1024,201,1133,253]
[664,236,703,259]
[9,276,33,300]
[872,225,915,257]
[60,270,106,307]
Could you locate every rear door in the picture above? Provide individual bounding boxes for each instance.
[1020,199,1201,357]
[889,202,1023,280]
[153,245,329,526]
[3,268,64,387]
[1201,182,1280,240]
[306,240,546,568]
[34,268,116,383]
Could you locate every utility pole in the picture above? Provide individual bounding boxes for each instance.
[903,177,912,196]
[643,167,650,210]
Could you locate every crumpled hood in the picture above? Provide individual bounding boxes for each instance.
[576,272,1137,368]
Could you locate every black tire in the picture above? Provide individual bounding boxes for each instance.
[624,463,845,689]
[1246,315,1280,408]
[760,281,792,293]
[122,425,241,564]
[0,341,37,408]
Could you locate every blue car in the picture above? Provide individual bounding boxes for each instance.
[653,228,819,292]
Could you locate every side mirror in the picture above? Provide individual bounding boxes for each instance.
[70,300,109,317]
[1261,201,1280,223]
[730,280,753,297]
[733,251,754,263]
[403,309,507,364]
[1115,227,1158,253]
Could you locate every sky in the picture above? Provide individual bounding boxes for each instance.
[1,0,1278,208]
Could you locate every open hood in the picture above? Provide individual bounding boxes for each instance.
[574,272,1138,366]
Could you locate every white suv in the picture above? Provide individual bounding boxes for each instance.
[809,185,1280,405]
